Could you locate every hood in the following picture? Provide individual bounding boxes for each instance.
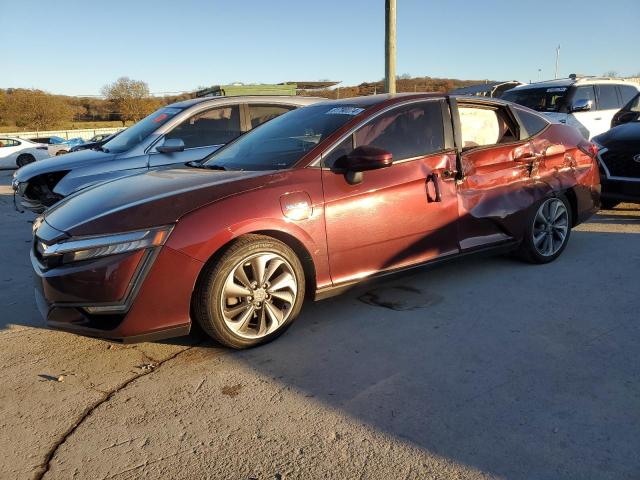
[15,148,115,182]
[44,167,271,236]
[593,122,640,148]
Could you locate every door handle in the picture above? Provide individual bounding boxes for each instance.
[426,173,441,203]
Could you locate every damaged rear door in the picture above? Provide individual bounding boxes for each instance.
[450,99,541,250]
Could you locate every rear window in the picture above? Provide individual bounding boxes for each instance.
[619,85,638,104]
[597,85,620,110]
[514,108,549,137]
[502,87,568,112]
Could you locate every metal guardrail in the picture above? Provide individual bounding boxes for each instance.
[1,127,125,141]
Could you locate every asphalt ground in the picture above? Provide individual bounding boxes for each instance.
[1,169,638,479]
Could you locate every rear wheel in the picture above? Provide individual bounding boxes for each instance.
[16,154,35,168]
[193,235,305,349]
[518,195,572,264]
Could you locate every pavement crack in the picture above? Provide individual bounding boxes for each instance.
[34,344,199,480]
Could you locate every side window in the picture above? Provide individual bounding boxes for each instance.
[249,104,296,129]
[619,85,638,105]
[165,105,241,148]
[458,106,517,149]
[354,101,444,161]
[0,139,18,147]
[572,86,596,109]
[596,85,620,110]
[515,108,549,138]
[629,94,640,113]
[322,136,354,168]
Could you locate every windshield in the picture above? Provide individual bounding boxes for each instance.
[102,107,183,153]
[502,87,569,113]
[202,104,366,170]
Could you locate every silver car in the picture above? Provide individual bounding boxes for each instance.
[13,95,324,212]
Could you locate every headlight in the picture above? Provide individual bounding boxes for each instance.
[32,215,44,235]
[38,226,173,263]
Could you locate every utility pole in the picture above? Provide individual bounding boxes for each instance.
[384,0,396,94]
[555,45,560,79]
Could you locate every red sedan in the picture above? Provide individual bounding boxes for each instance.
[32,94,600,348]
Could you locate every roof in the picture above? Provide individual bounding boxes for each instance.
[288,81,341,90]
[450,81,522,96]
[167,95,324,109]
[511,76,636,91]
[320,92,447,109]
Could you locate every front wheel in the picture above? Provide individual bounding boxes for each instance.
[193,235,306,349]
[518,195,572,264]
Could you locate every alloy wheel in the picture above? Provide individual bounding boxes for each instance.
[219,252,297,339]
[532,198,569,257]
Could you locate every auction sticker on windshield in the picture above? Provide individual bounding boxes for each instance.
[326,107,365,116]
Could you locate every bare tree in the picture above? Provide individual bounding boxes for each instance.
[603,70,619,78]
[101,77,156,126]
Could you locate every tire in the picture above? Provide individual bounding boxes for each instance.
[193,234,306,349]
[600,199,619,210]
[16,154,35,168]
[518,194,572,264]
[55,150,67,156]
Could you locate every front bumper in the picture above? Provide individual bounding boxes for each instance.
[597,149,640,203]
[32,244,203,342]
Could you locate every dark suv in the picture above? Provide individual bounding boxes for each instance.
[13,95,323,212]
[593,93,640,208]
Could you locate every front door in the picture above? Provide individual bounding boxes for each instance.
[321,100,459,285]
[149,104,242,168]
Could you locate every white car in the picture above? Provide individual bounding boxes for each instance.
[0,137,49,168]
[502,76,640,139]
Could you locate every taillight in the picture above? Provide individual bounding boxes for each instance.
[577,140,598,159]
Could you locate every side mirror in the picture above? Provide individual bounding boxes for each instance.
[156,138,185,153]
[570,99,592,113]
[334,146,393,185]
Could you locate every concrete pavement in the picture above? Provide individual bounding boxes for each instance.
[1,170,638,479]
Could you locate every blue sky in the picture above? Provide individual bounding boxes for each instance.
[1,0,638,96]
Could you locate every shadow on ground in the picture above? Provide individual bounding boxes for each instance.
[2,167,639,478]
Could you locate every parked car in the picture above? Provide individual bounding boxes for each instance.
[31,94,600,348]
[0,137,49,168]
[69,131,122,153]
[13,95,324,212]
[593,121,640,208]
[47,137,85,156]
[502,76,640,139]
[611,92,640,128]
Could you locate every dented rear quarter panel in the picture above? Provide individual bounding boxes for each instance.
[456,123,599,248]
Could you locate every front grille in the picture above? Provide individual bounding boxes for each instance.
[600,150,640,178]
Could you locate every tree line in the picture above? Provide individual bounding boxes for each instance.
[0,75,490,131]
[0,77,192,131]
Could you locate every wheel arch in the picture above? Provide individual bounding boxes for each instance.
[189,229,318,313]
[562,187,579,227]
